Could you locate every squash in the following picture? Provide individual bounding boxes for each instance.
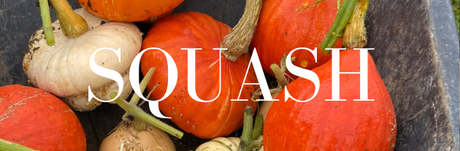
[256,0,369,123]
[250,0,342,78]
[0,85,86,151]
[140,0,263,139]
[24,4,143,111]
[99,120,176,151]
[196,107,264,151]
[196,136,264,151]
[99,67,183,150]
[77,0,184,22]
[263,50,397,150]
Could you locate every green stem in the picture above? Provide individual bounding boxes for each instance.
[111,93,184,139]
[129,68,155,106]
[220,0,263,62]
[109,67,183,138]
[337,0,342,10]
[251,115,263,140]
[0,139,37,151]
[49,0,88,37]
[237,107,254,151]
[122,67,154,120]
[39,0,54,46]
[319,0,358,54]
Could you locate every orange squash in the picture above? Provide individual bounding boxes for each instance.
[0,85,86,151]
[140,0,263,139]
[264,50,397,150]
[77,0,183,22]
[140,11,258,139]
[250,0,342,78]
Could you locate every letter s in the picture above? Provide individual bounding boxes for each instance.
[88,47,124,103]
[284,47,320,102]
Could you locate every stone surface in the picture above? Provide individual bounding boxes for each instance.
[366,0,459,150]
[0,0,458,150]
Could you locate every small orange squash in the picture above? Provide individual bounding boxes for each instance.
[77,0,184,22]
[0,85,86,151]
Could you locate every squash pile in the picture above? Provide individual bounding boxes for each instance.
[0,0,397,150]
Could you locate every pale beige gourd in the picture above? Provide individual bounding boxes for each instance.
[23,8,142,111]
[99,120,176,151]
[196,136,263,151]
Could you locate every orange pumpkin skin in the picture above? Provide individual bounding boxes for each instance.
[140,12,258,139]
[0,85,86,151]
[264,50,396,150]
[250,0,342,77]
[77,0,183,22]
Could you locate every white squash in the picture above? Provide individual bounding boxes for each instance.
[196,136,263,151]
[99,120,176,151]
[23,8,142,111]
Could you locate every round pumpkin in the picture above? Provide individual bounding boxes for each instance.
[250,0,342,78]
[140,12,258,139]
[0,85,86,151]
[264,50,397,150]
[77,0,184,22]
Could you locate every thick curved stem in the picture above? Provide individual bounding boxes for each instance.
[0,139,37,151]
[237,107,254,151]
[39,0,54,45]
[343,0,369,48]
[319,0,358,54]
[49,0,88,37]
[220,0,263,62]
[237,107,264,151]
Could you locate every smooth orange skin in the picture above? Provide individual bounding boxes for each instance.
[77,0,183,22]
[140,12,258,139]
[0,85,86,151]
[264,50,397,151]
[250,0,342,78]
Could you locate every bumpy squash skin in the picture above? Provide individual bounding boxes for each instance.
[99,121,176,151]
[0,85,86,151]
[250,0,342,77]
[264,50,397,150]
[77,0,184,22]
[140,12,258,139]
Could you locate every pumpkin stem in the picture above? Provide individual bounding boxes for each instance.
[239,107,254,150]
[39,0,55,45]
[251,54,289,101]
[270,53,289,88]
[110,67,184,139]
[128,67,156,107]
[49,0,88,37]
[342,0,369,49]
[251,115,263,140]
[131,116,149,132]
[0,139,38,151]
[220,0,263,62]
[319,0,359,55]
[110,93,184,139]
[237,107,264,151]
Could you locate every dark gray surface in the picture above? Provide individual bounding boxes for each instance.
[0,0,459,151]
[366,0,459,150]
